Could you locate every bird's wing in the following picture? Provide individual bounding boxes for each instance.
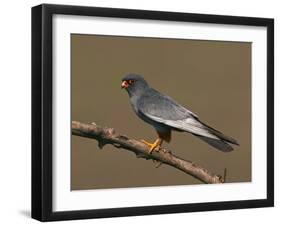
[137,89,219,140]
[142,113,220,140]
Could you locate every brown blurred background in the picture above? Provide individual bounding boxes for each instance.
[71,34,251,190]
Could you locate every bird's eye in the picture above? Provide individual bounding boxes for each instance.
[128,80,135,85]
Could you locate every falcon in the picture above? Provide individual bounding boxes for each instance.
[121,74,239,153]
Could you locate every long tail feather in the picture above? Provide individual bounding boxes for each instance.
[198,119,239,145]
[195,135,234,152]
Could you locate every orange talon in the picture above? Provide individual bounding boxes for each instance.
[141,138,163,153]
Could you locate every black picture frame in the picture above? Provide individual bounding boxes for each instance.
[32,3,274,222]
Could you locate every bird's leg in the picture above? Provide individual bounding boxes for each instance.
[141,138,163,154]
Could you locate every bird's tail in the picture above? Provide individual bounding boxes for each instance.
[194,120,239,152]
[194,135,235,152]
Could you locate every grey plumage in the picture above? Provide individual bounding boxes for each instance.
[122,73,239,152]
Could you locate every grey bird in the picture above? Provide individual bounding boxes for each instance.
[121,73,239,153]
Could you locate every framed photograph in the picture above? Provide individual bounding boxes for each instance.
[32,4,274,221]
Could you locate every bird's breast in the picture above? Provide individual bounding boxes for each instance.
[129,96,139,113]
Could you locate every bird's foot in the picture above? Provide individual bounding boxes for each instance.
[141,138,162,154]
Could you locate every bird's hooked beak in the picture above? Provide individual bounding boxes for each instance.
[121,80,129,89]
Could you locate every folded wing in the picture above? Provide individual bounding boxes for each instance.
[137,89,238,152]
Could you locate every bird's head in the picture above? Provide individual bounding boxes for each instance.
[121,74,149,97]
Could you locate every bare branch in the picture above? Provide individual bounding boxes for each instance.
[72,121,224,184]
